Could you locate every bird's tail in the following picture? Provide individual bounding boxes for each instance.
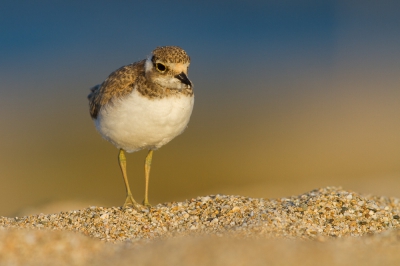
[88,84,101,100]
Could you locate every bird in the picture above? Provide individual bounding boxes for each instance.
[88,46,194,208]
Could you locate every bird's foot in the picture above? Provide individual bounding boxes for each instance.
[123,194,140,210]
[142,199,152,208]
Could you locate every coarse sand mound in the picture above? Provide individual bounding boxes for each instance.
[1,186,400,265]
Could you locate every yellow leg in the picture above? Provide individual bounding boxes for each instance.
[143,150,154,207]
[118,149,137,208]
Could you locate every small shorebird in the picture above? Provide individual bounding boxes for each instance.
[88,46,194,208]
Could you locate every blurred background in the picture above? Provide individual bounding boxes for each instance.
[0,1,399,216]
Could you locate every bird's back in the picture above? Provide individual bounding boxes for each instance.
[88,60,146,119]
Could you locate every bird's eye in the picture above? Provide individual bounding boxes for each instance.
[156,63,166,72]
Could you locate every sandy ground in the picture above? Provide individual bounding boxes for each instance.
[1,186,400,266]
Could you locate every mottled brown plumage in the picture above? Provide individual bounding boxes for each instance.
[88,60,145,119]
[151,46,190,64]
[88,46,192,119]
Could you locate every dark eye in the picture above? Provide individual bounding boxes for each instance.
[156,63,166,72]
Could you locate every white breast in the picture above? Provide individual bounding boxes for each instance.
[95,89,194,152]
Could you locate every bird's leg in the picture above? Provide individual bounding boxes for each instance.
[143,150,154,207]
[118,149,137,208]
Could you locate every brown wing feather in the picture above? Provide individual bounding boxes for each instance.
[88,60,146,119]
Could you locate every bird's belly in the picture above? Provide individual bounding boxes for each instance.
[95,89,194,152]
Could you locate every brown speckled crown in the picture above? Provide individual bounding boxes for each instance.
[151,46,190,64]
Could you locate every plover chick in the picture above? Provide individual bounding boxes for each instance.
[88,46,194,208]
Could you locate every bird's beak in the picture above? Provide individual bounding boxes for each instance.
[175,72,192,88]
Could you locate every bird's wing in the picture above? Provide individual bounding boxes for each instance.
[88,60,146,119]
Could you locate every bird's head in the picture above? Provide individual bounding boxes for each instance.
[145,46,193,90]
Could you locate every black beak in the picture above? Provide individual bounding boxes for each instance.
[175,72,192,87]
